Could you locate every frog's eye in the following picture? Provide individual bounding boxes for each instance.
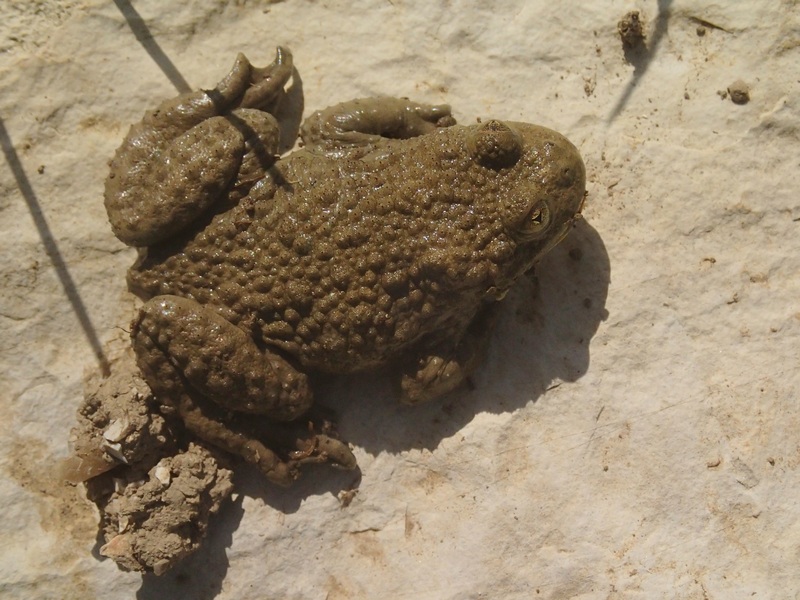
[521,200,551,238]
[468,120,522,168]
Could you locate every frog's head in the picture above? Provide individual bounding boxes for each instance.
[466,120,586,293]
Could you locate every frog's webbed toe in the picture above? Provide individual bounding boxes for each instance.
[299,96,456,158]
[240,47,293,111]
[399,302,501,405]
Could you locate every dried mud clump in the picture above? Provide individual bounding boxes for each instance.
[93,443,233,575]
[618,11,646,49]
[66,350,234,574]
[65,357,174,481]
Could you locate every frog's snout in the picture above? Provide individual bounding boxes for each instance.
[534,127,586,216]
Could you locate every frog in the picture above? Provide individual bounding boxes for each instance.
[104,47,586,486]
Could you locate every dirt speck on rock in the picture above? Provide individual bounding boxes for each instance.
[727,80,751,105]
[618,11,646,49]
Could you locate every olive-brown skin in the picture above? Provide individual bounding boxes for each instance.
[105,48,586,485]
[130,119,584,371]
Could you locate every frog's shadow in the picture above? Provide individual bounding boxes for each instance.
[330,218,609,450]
[241,218,609,509]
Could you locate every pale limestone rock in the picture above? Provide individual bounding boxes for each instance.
[1,1,799,598]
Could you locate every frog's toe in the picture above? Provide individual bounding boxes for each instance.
[239,46,293,111]
[210,53,254,109]
[413,103,456,128]
[209,47,293,113]
[290,435,357,471]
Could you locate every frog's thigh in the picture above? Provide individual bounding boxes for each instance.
[400,303,501,404]
[107,117,249,247]
[300,97,455,149]
[131,299,304,485]
[133,295,312,421]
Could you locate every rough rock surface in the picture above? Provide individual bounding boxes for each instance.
[1,1,799,598]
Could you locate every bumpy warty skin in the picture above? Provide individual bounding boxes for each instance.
[100,48,587,504]
[127,121,585,374]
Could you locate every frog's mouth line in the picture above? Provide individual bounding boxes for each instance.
[576,189,588,215]
[550,189,587,248]
[543,221,573,254]
[533,204,584,259]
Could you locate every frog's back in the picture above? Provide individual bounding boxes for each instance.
[128,128,514,372]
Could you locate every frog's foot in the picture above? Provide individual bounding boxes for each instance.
[105,48,291,247]
[400,354,469,405]
[176,392,301,486]
[399,302,501,404]
[212,47,293,113]
[171,393,356,486]
[131,295,332,485]
[231,412,356,471]
[289,434,357,470]
[300,96,457,158]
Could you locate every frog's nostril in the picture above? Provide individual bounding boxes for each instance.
[559,166,576,187]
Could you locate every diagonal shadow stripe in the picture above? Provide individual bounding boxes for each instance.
[113,0,191,94]
[0,117,110,376]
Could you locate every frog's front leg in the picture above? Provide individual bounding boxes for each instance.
[400,302,501,405]
[132,295,355,486]
[105,48,292,247]
[300,96,457,157]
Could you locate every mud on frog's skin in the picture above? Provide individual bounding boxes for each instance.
[104,47,586,486]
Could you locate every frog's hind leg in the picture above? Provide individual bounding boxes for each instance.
[131,295,355,486]
[105,48,292,247]
[300,96,457,157]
